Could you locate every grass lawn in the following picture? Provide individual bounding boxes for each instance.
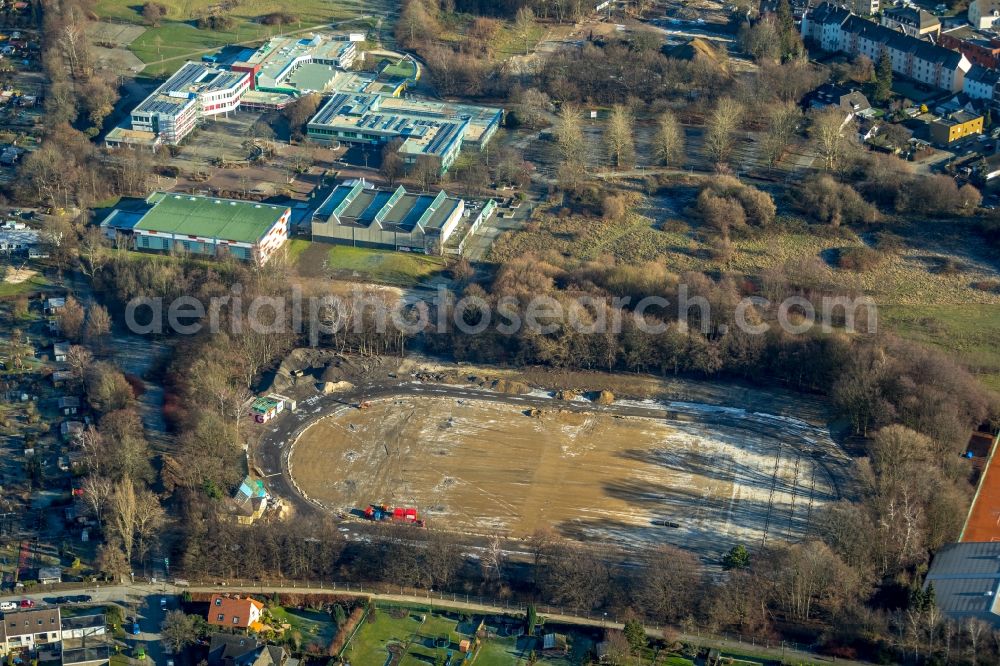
[492,22,546,59]
[661,657,696,666]
[268,606,337,649]
[284,238,311,264]
[93,0,371,76]
[296,242,447,286]
[0,273,51,298]
[474,636,532,666]
[342,608,466,666]
[880,304,1000,392]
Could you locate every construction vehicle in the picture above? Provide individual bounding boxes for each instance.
[363,504,425,527]
[357,401,371,410]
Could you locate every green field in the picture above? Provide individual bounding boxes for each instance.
[881,304,1000,392]
[296,242,447,286]
[93,0,373,76]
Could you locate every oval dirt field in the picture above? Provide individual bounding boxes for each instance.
[289,395,841,555]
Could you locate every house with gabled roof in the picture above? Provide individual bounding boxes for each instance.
[207,595,265,633]
[803,3,971,92]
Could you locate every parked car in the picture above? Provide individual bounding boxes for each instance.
[0,601,16,611]
[72,595,92,603]
[132,622,140,635]
[136,647,145,660]
[20,599,34,608]
[159,598,167,610]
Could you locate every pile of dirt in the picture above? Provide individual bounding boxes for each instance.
[265,349,376,394]
[462,375,531,395]
[491,378,531,395]
[320,380,354,395]
[595,390,615,405]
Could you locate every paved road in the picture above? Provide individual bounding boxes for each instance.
[251,379,852,557]
[1,583,871,666]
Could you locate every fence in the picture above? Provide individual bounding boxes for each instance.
[169,578,845,664]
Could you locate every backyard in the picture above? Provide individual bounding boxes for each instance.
[341,605,601,666]
[341,606,472,666]
[268,606,338,651]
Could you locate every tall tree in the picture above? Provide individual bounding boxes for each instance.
[653,111,684,166]
[705,97,743,165]
[85,304,112,345]
[379,139,404,187]
[161,611,198,654]
[875,49,893,103]
[810,107,857,172]
[58,296,86,342]
[515,7,535,56]
[761,101,800,168]
[555,102,586,188]
[604,104,635,169]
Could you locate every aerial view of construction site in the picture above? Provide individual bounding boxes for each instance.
[278,367,853,561]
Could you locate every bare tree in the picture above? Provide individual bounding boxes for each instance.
[555,103,586,189]
[133,489,165,565]
[81,475,114,530]
[517,88,552,129]
[481,532,506,587]
[605,104,635,170]
[761,101,800,168]
[705,97,743,165]
[965,617,988,666]
[161,611,198,654]
[109,479,138,563]
[58,296,86,342]
[653,110,684,166]
[85,304,112,345]
[379,139,405,187]
[810,107,857,172]
[515,7,536,55]
[411,154,441,192]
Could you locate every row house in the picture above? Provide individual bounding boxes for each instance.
[803,3,971,92]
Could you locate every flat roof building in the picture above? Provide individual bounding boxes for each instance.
[101,192,290,265]
[311,180,465,254]
[926,541,1000,626]
[307,92,502,175]
[233,34,357,94]
[930,110,984,145]
[106,62,251,148]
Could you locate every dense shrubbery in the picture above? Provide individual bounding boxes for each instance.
[196,14,235,31]
[796,175,877,226]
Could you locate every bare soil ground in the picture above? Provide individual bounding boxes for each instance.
[4,268,36,284]
[291,396,837,555]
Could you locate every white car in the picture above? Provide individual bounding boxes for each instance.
[0,602,16,611]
